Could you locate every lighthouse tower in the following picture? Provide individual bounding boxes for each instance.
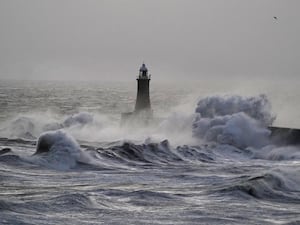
[134,63,151,113]
[121,63,153,126]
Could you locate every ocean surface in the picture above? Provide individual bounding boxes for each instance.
[0,79,299,225]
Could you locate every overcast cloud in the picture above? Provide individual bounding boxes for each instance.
[0,0,299,82]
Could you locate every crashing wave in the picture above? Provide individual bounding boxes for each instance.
[27,130,90,170]
[195,94,275,125]
[193,95,274,148]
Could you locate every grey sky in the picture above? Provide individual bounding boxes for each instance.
[0,0,299,81]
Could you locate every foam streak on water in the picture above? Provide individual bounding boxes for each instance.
[0,80,299,225]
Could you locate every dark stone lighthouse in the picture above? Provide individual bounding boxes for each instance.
[121,63,153,125]
[135,63,151,112]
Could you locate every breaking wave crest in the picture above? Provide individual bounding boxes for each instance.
[252,145,300,161]
[11,130,216,170]
[218,169,300,203]
[23,130,91,170]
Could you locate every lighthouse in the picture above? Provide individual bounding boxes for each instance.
[121,63,153,125]
[135,63,151,112]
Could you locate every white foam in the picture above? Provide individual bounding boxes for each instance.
[25,130,90,170]
[193,95,274,148]
[195,94,275,125]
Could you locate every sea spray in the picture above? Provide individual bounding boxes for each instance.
[0,94,275,148]
[0,113,62,139]
[193,95,274,148]
[63,112,94,127]
[195,94,275,125]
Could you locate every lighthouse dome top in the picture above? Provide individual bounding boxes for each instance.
[139,63,148,72]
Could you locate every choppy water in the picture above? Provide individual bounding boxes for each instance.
[0,80,299,225]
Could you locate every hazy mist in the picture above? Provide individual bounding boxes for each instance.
[0,0,299,82]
